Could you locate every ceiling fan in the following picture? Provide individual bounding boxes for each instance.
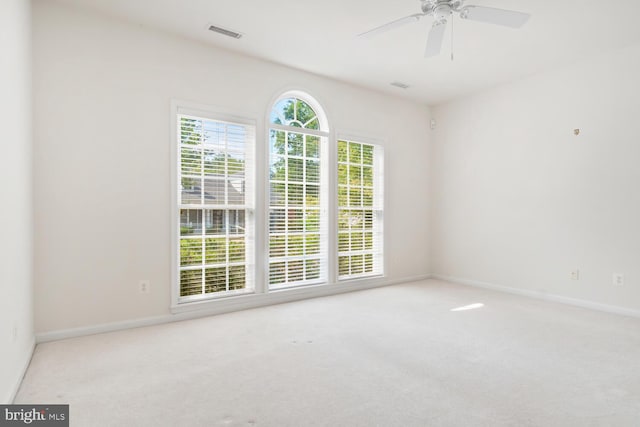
[358,0,531,57]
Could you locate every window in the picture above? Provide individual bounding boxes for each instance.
[268,95,328,289]
[176,113,255,301]
[337,139,383,279]
[173,96,386,309]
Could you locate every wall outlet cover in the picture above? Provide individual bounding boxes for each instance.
[612,273,624,286]
[139,280,151,294]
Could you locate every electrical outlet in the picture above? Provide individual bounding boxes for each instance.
[139,280,151,294]
[570,269,580,280]
[612,273,624,286]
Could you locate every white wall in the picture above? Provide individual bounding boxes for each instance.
[431,43,640,311]
[0,0,34,403]
[33,1,431,334]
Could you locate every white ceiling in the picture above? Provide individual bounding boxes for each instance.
[55,0,640,105]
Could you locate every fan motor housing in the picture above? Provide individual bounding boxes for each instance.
[434,4,452,20]
[422,0,465,14]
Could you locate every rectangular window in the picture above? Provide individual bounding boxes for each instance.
[176,113,255,300]
[268,129,327,289]
[337,139,383,279]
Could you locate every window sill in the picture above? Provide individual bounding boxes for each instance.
[170,275,389,315]
[175,288,256,306]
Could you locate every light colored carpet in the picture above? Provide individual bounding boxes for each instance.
[15,279,640,426]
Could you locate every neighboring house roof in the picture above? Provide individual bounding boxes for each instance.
[182,177,244,204]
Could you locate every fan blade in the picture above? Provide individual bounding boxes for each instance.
[358,13,424,38]
[424,21,447,58]
[460,5,530,28]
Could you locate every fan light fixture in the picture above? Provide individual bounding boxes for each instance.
[359,0,531,58]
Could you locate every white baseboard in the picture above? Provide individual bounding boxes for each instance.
[8,337,35,403]
[35,273,639,344]
[36,274,431,343]
[432,274,640,319]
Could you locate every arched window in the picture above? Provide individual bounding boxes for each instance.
[268,92,329,289]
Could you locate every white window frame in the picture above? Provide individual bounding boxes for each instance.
[266,91,330,290]
[335,135,384,281]
[171,101,256,307]
[169,97,391,315]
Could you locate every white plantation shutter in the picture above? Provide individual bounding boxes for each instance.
[177,112,255,300]
[337,140,384,279]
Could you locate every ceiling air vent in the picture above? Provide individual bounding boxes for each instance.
[390,82,410,89]
[208,24,243,39]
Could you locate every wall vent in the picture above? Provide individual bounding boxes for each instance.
[208,24,243,39]
[390,82,410,89]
